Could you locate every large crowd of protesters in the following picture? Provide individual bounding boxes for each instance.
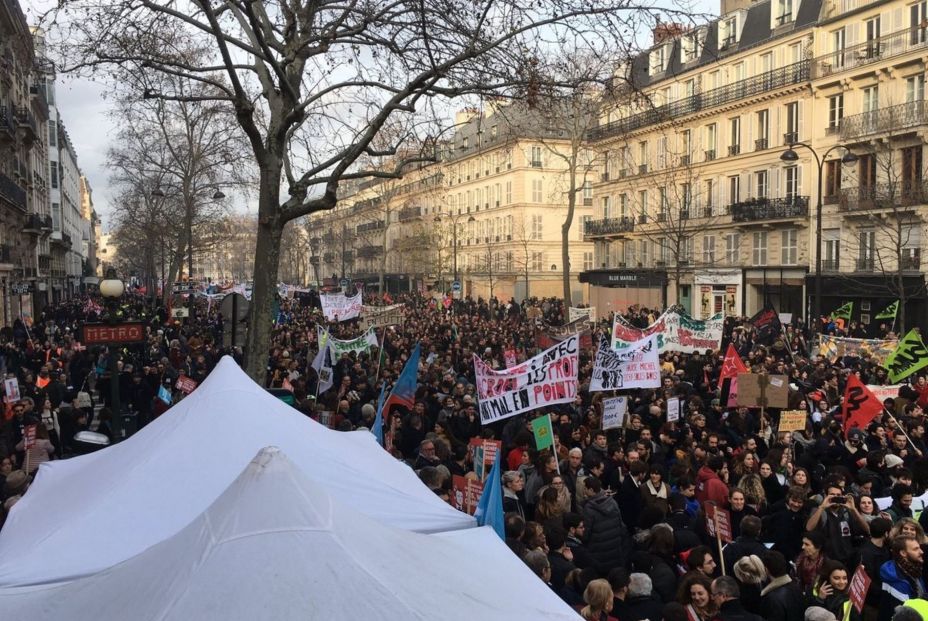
[2,288,928,621]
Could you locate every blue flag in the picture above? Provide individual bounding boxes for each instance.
[372,381,386,446]
[158,385,172,405]
[474,450,505,539]
[382,343,420,420]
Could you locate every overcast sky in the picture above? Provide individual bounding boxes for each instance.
[20,0,718,232]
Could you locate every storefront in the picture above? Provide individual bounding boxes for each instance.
[579,269,668,317]
[744,267,808,320]
[806,273,927,335]
[694,270,742,320]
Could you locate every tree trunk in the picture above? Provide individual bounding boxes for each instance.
[562,179,577,308]
[244,160,284,383]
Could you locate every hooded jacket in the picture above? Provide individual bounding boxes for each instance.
[879,560,927,621]
[695,465,729,508]
[582,491,629,574]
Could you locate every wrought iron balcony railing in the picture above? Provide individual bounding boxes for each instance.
[398,206,421,221]
[588,60,810,141]
[822,258,840,271]
[729,196,809,221]
[814,26,928,80]
[839,101,926,141]
[356,220,385,235]
[838,182,928,211]
[0,172,26,211]
[357,245,383,259]
[856,258,875,271]
[583,217,635,237]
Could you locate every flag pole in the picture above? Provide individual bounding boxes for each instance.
[374,326,384,383]
[884,407,922,457]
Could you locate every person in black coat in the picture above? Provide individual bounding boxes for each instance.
[763,486,809,562]
[624,572,664,621]
[712,576,764,621]
[667,493,702,553]
[617,461,647,532]
[722,516,768,576]
[760,551,805,621]
[582,477,630,575]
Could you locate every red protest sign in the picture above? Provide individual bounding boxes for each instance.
[504,349,517,368]
[714,506,733,543]
[468,438,502,480]
[849,565,871,614]
[451,475,484,515]
[705,504,717,538]
[175,375,198,395]
[23,424,37,450]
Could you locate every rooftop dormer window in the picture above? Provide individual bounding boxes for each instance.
[648,44,670,76]
[719,15,739,49]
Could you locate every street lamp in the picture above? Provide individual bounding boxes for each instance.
[99,267,125,440]
[780,142,858,336]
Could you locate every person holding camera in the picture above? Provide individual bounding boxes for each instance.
[805,480,870,568]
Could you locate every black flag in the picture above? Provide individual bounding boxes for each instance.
[749,304,782,346]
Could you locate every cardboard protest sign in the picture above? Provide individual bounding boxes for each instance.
[175,376,198,395]
[590,335,661,391]
[714,506,733,543]
[736,374,788,409]
[23,424,36,450]
[468,438,502,480]
[474,334,579,424]
[320,290,363,321]
[4,377,20,403]
[778,410,808,432]
[451,475,484,515]
[504,349,517,368]
[568,307,596,323]
[849,566,871,614]
[602,397,627,430]
[667,397,680,422]
[361,305,404,330]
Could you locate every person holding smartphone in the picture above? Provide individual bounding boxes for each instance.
[805,481,870,568]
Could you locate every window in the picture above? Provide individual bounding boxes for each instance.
[638,190,648,216]
[619,194,629,218]
[681,129,691,159]
[531,214,543,240]
[649,44,669,75]
[656,237,668,264]
[785,166,800,200]
[720,15,738,47]
[51,202,61,230]
[858,229,875,269]
[828,95,844,129]
[48,120,57,147]
[657,136,667,169]
[531,145,542,167]
[907,75,926,103]
[531,251,544,272]
[785,102,799,143]
[752,232,768,265]
[639,240,649,267]
[580,216,592,241]
[866,16,881,58]
[682,237,694,263]
[902,146,924,193]
[831,28,846,69]
[50,163,58,189]
[858,153,877,189]
[706,124,717,159]
[531,179,542,203]
[755,170,768,199]
[703,235,716,263]
[505,181,512,204]
[705,180,714,213]
[912,1,927,45]
[583,252,593,271]
[582,181,593,204]
[728,175,740,204]
[824,229,840,270]
[902,226,921,269]
[729,117,741,155]
[863,87,879,133]
[725,233,740,264]
[659,188,669,219]
[825,160,843,198]
[682,31,704,62]
[776,0,793,25]
[45,79,55,105]
[638,141,648,171]
[756,110,769,149]
[781,230,798,265]
[602,196,612,220]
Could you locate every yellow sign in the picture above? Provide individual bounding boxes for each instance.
[778,410,808,432]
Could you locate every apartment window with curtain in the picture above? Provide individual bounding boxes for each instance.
[828,95,844,130]
[729,117,741,155]
[781,229,798,264]
[530,145,542,167]
[728,175,740,205]
[785,102,799,143]
[752,231,768,265]
[582,181,593,205]
[705,179,714,215]
[907,74,926,103]
[785,166,800,200]
[531,251,544,272]
[865,16,881,58]
[505,181,512,204]
[638,190,648,218]
[583,252,593,271]
[755,171,768,199]
[911,1,927,44]
[706,124,717,159]
[823,228,840,270]
[756,110,769,149]
[602,196,612,219]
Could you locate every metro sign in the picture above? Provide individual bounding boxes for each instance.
[82,322,147,345]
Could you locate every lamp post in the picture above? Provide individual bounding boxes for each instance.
[99,267,125,440]
[434,212,476,287]
[780,142,858,336]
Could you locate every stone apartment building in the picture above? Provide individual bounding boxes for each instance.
[582,0,928,328]
[312,103,597,301]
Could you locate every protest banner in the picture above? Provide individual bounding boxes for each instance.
[778,410,808,432]
[705,503,732,575]
[322,327,379,364]
[474,446,485,481]
[849,566,871,614]
[504,349,517,368]
[3,377,20,403]
[320,290,362,321]
[818,335,898,365]
[667,397,680,422]
[885,329,928,383]
[474,334,579,424]
[736,374,789,409]
[602,396,627,430]
[537,318,593,350]
[451,475,484,516]
[611,313,665,350]
[360,304,405,330]
[568,307,596,323]
[866,384,903,403]
[611,308,722,353]
[175,376,198,395]
[590,335,661,391]
[468,438,502,481]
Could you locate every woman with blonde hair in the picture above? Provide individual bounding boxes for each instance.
[889,517,928,544]
[580,578,617,621]
[732,554,765,615]
[737,474,767,514]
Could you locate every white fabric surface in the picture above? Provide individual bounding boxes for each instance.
[0,447,579,620]
[0,357,474,586]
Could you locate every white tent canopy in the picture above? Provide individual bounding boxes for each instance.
[0,356,474,586]
[0,447,580,620]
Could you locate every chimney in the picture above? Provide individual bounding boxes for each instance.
[653,23,685,45]
[454,107,480,126]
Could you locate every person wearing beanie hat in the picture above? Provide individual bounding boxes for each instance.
[2,470,31,501]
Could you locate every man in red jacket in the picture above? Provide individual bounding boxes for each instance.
[696,455,730,508]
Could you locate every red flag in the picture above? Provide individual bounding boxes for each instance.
[842,374,884,433]
[718,344,748,389]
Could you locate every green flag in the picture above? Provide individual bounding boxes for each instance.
[531,415,555,451]
[831,302,853,320]
[884,329,928,383]
[875,301,899,321]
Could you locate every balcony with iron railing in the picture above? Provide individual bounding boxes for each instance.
[588,60,810,141]
[729,196,809,222]
[855,258,875,272]
[356,220,385,235]
[839,101,926,142]
[822,258,840,271]
[0,244,12,263]
[902,255,921,270]
[583,217,635,238]
[0,106,14,140]
[398,205,421,221]
[0,172,26,212]
[838,181,928,212]
[357,245,383,259]
[23,213,43,233]
[814,26,928,81]
[14,107,36,142]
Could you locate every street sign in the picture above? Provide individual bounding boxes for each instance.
[10,283,32,295]
[451,280,461,292]
[339,278,349,289]
[82,322,147,345]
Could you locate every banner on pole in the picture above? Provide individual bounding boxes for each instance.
[884,329,928,383]
[322,327,379,364]
[3,377,20,403]
[818,335,898,365]
[590,335,660,392]
[849,566,871,614]
[611,309,723,353]
[568,307,596,323]
[320,290,362,321]
[474,334,579,424]
[23,424,36,450]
